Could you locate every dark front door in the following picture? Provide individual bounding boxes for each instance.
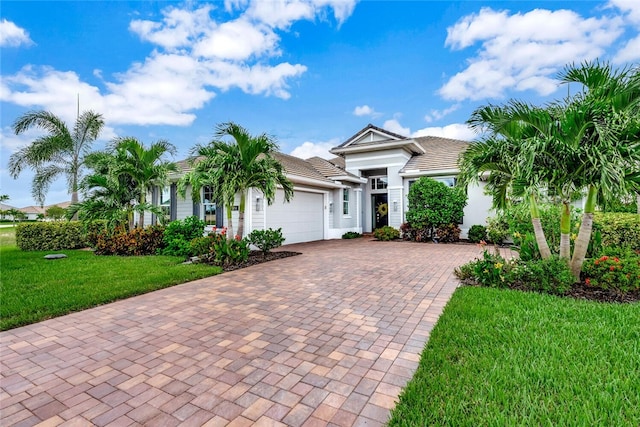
[372,194,388,229]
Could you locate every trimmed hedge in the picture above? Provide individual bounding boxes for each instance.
[593,212,640,251]
[16,222,87,251]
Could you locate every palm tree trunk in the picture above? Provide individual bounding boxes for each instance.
[237,191,246,239]
[571,185,597,281]
[225,202,234,240]
[139,190,145,229]
[530,194,551,259]
[559,202,571,260]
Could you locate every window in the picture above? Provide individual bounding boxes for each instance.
[343,189,350,215]
[160,187,171,218]
[203,186,216,226]
[370,177,388,190]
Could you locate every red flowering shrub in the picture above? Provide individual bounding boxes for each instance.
[583,249,640,292]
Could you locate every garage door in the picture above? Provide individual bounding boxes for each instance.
[266,189,324,244]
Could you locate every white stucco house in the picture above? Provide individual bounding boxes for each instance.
[147,124,492,244]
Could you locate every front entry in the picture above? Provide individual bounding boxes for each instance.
[372,194,388,230]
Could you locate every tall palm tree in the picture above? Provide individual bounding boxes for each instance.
[460,102,554,259]
[460,61,640,280]
[9,110,104,205]
[556,62,640,278]
[111,137,177,228]
[180,122,294,238]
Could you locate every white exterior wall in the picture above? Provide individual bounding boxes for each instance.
[176,187,193,220]
[460,181,493,238]
[388,187,403,228]
[249,189,266,233]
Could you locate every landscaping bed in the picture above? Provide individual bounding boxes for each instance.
[221,250,301,272]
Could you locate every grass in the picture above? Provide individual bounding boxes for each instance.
[0,226,222,331]
[388,286,640,426]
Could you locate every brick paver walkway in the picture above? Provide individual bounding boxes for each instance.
[1,239,482,426]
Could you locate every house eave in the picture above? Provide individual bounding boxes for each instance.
[330,140,426,155]
[286,174,343,188]
[399,168,460,177]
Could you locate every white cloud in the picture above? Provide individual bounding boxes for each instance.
[440,7,624,101]
[614,36,640,62]
[608,0,640,23]
[382,119,410,137]
[412,123,476,141]
[377,119,475,141]
[0,19,33,47]
[353,105,379,117]
[2,2,355,127]
[424,104,460,123]
[290,138,339,159]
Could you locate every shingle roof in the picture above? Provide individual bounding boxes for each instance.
[328,157,345,169]
[400,136,469,173]
[271,152,335,183]
[305,156,357,179]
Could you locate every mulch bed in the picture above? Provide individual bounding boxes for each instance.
[565,282,640,304]
[222,250,301,272]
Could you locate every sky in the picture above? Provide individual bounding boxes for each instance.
[1,0,639,208]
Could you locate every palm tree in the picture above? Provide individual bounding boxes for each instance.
[555,62,640,278]
[9,110,104,205]
[111,137,177,228]
[180,122,294,238]
[460,61,640,280]
[460,102,553,259]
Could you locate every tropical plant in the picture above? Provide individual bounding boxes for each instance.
[110,137,177,228]
[459,60,640,281]
[9,110,104,205]
[179,122,294,239]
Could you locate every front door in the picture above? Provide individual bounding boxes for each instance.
[372,194,388,229]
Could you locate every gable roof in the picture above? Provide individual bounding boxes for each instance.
[336,123,407,148]
[400,136,469,174]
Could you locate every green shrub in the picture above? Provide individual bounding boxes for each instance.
[210,233,250,266]
[509,256,574,295]
[341,231,362,239]
[486,216,509,244]
[435,224,461,243]
[84,220,110,247]
[247,228,285,257]
[457,250,573,295]
[94,226,166,256]
[510,232,540,262]
[583,248,640,293]
[373,226,400,241]
[467,224,488,243]
[161,216,205,257]
[405,177,467,240]
[16,222,87,251]
[592,212,640,251]
[188,236,215,258]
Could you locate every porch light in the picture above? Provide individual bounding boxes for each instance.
[393,200,398,212]
[256,197,262,211]
[329,202,333,213]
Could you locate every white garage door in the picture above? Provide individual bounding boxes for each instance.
[266,189,324,244]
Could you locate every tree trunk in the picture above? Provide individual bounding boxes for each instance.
[237,192,246,239]
[570,186,598,282]
[530,194,551,259]
[138,190,145,229]
[559,202,571,260]
[225,202,234,240]
[637,193,639,215]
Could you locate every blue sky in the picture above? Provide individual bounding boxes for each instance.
[1,0,639,208]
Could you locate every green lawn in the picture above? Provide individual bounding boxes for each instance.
[0,227,221,331]
[388,286,640,426]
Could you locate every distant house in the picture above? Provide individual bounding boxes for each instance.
[146,124,493,244]
[17,201,72,221]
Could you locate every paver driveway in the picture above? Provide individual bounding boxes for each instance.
[1,239,482,426]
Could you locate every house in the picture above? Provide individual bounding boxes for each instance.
[149,124,492,244]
